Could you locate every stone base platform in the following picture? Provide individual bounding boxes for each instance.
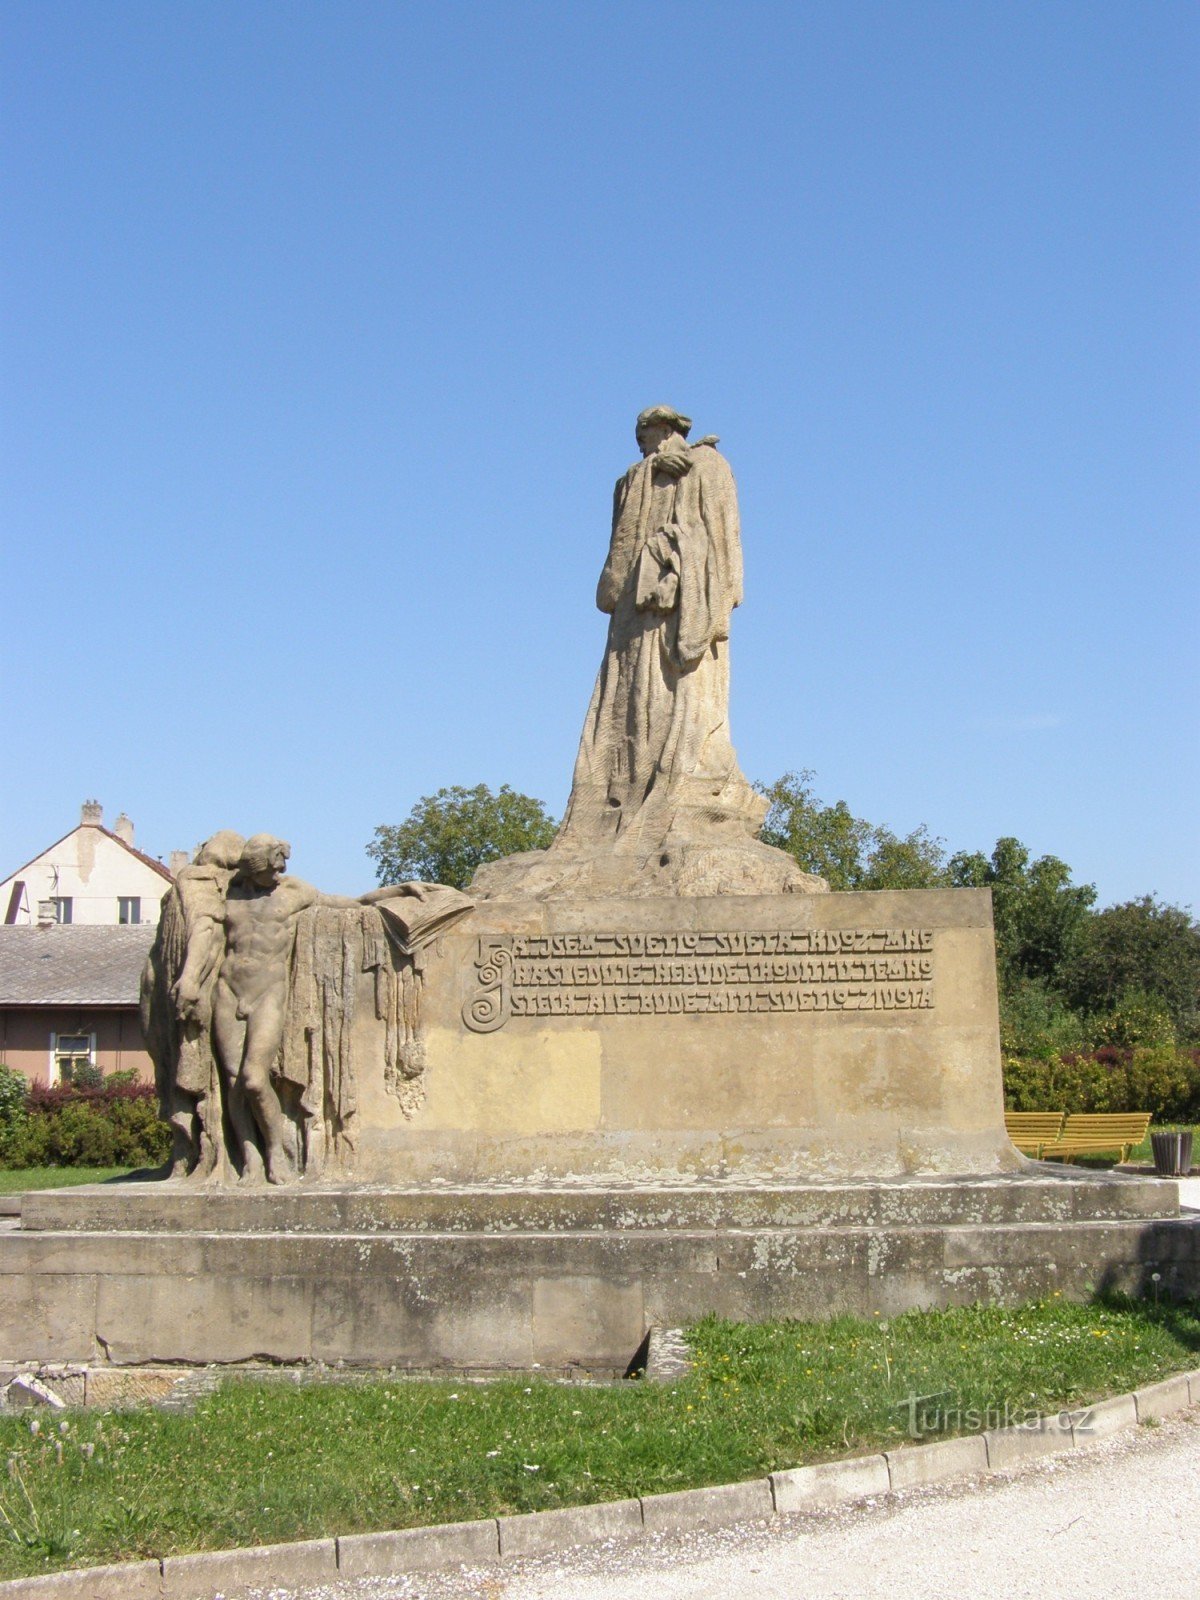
[2,1171,1196,1375]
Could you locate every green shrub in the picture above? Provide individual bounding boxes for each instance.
[1090,989,1177,1051]
[0,1064,29,1162]
[999,978,1089,1059]
[1004,1045,1200,1122]
[0,1079,168,1170]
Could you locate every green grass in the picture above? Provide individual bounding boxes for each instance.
[0,1294,1197,1580]
[0,1168,137,1195]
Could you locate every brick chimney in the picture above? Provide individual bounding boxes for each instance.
[168,850,190,877]
[114,813,135,846]
[80,799,103,827]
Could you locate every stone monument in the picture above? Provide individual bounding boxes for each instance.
[474,405,825,901]
[1,406,1188,1378]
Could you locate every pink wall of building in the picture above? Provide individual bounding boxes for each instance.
[0,1008,153,1087]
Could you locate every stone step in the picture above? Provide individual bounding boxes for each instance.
[1,1212,1197,1369]
[18,1170,1178,1237]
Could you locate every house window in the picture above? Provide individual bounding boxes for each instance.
[52,1033,95,1085]
[51,897,72,924]
[117,896,141,924]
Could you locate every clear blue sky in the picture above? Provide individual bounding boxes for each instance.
[3,1,1197,909]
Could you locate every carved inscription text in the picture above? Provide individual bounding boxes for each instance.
[462,929,934,1033]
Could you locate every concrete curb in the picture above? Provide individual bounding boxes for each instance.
[5,1365,1198,1598]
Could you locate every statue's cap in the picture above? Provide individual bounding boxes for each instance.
[636,405,692,438]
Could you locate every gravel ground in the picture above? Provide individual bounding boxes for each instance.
[266,1409,1199,1600]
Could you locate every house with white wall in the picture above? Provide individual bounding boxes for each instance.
[1,801,183,927]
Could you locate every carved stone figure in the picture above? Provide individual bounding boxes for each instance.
[210,835,342,1184]
[143,833,473,1185]
[141,829,245,1177]
[473,407,826,899]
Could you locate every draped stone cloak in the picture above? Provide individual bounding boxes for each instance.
[556,437,765,852]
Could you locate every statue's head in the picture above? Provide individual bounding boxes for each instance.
[240,834,291,886]
[636,405,692,457]
[193,830,246,870]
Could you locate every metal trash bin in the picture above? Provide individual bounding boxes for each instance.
[1150,1130,1193,1178]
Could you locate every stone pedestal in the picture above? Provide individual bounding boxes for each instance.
[352,887,1016,1184]
[1,1172,1191,1373]
[4,885,1191,1376]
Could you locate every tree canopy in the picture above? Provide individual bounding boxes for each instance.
[367,784,558,891]
[757,771,947,892]
[946,836,1096,989]
[1061,895,1200,1043]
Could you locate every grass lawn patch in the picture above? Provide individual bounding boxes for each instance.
[0,1168,137,1196]
[1,1293,1198,1580]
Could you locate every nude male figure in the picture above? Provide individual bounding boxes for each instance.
[211,835,364,1184]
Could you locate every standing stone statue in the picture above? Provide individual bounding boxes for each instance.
[473,407,826,899]
[560,405,761,849]
[141,829,246,1177]
[211,835,349,1185]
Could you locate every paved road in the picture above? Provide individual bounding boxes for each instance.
[280,1410,1198,1600]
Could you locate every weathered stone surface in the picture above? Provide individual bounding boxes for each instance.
[1070,1393,1137,1444]
[161,1537,336,1597]
[640,1477,774,1531]
[95,1270,313,1365]
[0,1273,96,1363]
[336,1519,499,1578]
[1133,1374,1193,1421]
[347,887,1020,1185]
[20,1171,1176,1236]
[770,1454,890,1512]
[886,1433,989,1489]
[498,1498,643,1557]
[2,1184,1193,1368]
[5,1559,162,1599]
[984,1415,1075,1469]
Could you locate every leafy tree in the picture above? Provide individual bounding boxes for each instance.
[998,977,1089,1060]
[1062,896,1200,1044]
[947,837,1095,990]
[758,771,947,891]
[367,784,558,891]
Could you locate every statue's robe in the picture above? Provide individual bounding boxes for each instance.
[557,437,765,852]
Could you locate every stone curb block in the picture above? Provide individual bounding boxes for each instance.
[499,1498,643,1557]
[640,1477,773,1532]
[1071,1393,1137,1445]
[886,1432,988,1490]
[336,1517,500,1578]
[770,1454,890,1512]
[161,1537,337,1598]
[983,1414,1074,1470]
[3,1368,1197,1598]
[1133,1374,1192,1422]
[8,1560,163,1599]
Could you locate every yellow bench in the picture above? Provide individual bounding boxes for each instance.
[1039,1113,1152,1165]
[1004,1111,1066,1158]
